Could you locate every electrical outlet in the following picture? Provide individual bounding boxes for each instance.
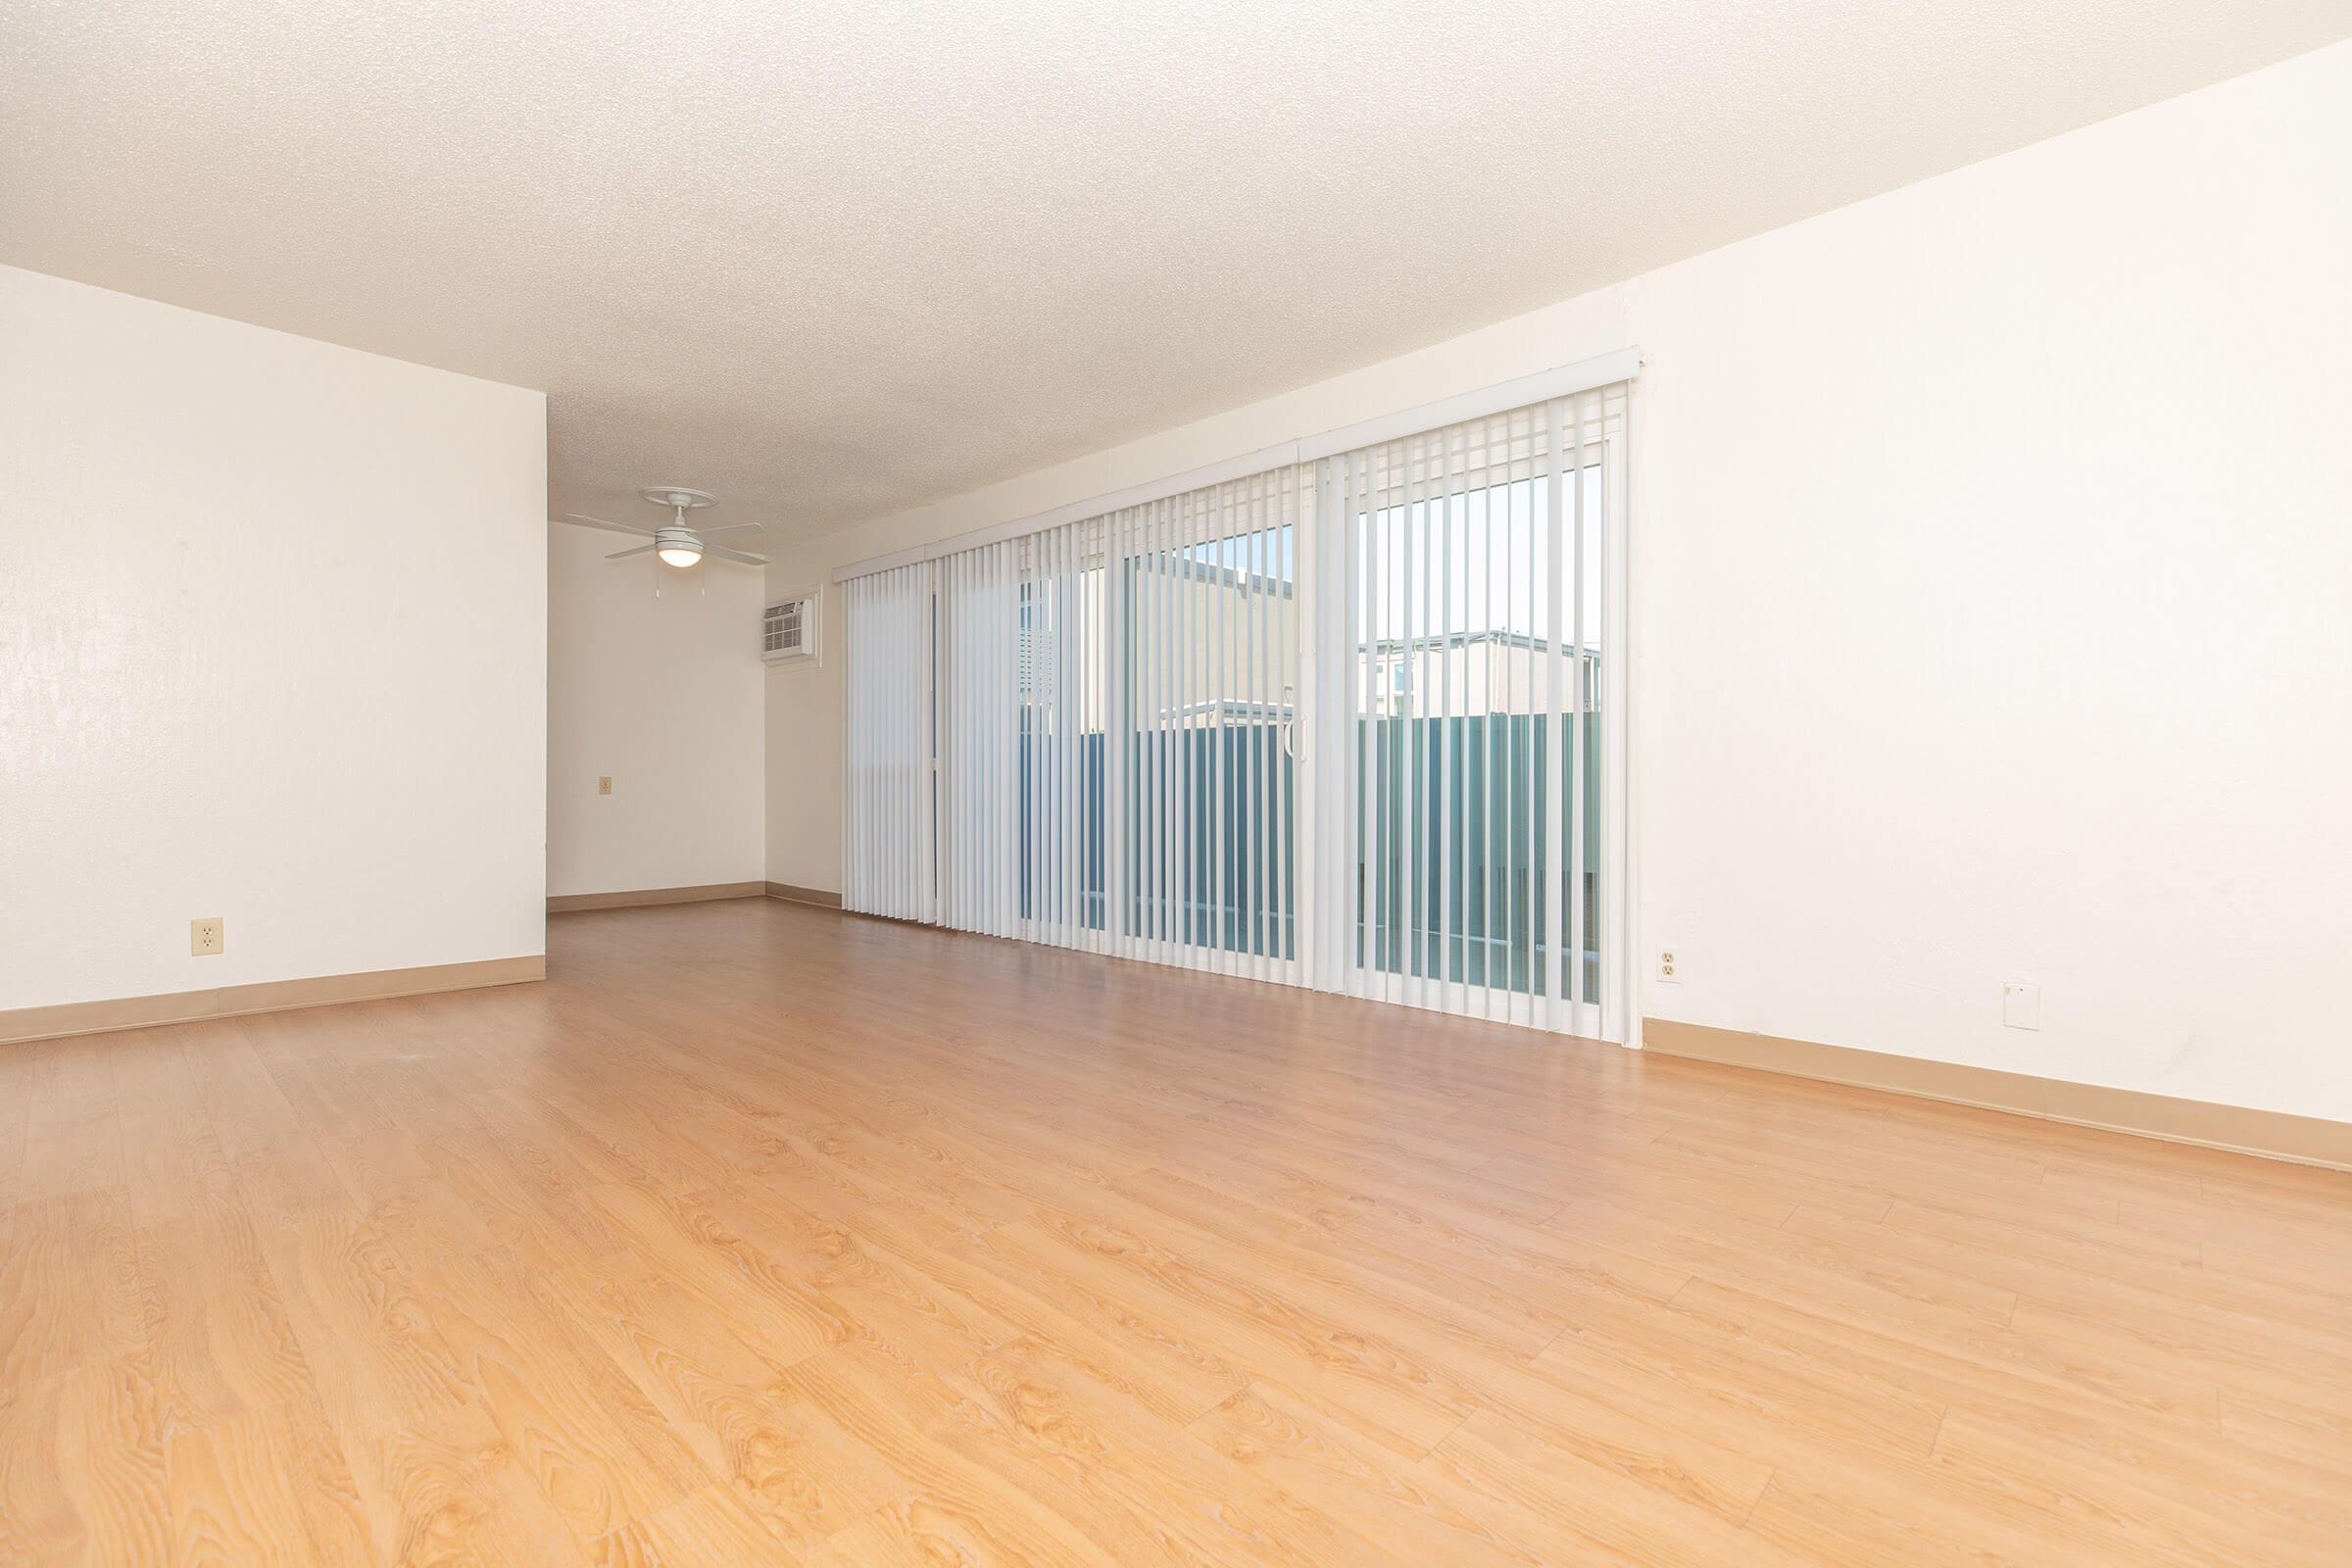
[191,917,224,956]
[598,775,612,796]
[2003,982,2039,1031]
[1657,949,1680,984]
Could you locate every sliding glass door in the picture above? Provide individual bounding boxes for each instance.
[933,481,1303,980]
[1313,394,1619,1039]
[849,372,1630,1042]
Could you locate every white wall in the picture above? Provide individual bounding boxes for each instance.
[549,525,764,897]
[1628,41,2351,1124]
[766,40,2352,1121]
[0,267,547,1010]
[763,580,841,896]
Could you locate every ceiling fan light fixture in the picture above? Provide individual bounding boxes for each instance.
[556,489,765,575]
[654,525,703,567]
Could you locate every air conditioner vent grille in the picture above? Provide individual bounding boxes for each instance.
[762,594,817,664]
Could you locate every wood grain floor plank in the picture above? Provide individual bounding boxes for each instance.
[15,1087,124,1208]
[399,1244,710,1550]
[1190,1378,1548,1567]
[575,1182,853,1373]
[134,1192,318,1433]
[773,1342,1116,1567]
[252,1208,588,1565]
[527,1253,892,1547]
[0,1192,144,1391]
[957,1333,1414,1567]
[0,1353,168,1568]
[1427,1407,1821,1567]
[166,1396,378,1568]
[984,1210,1483,1459]
[590,1479,800,1567]
[1930,1406,2345,1566]
[1667,1276,2221,1434]
[906,1215,1258,1427]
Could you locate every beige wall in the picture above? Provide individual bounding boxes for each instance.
[763,581,842,894]
[547,525,765,898]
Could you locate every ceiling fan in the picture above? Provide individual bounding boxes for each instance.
[559,487,768,569]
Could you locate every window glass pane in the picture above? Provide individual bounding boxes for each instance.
[1352,455,1601,1005]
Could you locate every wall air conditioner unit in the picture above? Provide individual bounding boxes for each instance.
[762,590,820,665]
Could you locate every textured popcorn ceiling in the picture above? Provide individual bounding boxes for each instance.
[5,1,2347,540]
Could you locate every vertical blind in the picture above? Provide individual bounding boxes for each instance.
[843,373,1628,1039]
[1112,469,1304,980]
[935,541,1018,938]
[842,563,934,922]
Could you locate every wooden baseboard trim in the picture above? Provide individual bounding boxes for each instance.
[764,881,844,909]
[1,956,546,1047]
[547,881,767,913]
[1644,1017,2352,1171]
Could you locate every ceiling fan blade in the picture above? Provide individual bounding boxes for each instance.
[703,543,768,565]
[606,545,655,561]
[696,522,765,537]
[562,513,656,537]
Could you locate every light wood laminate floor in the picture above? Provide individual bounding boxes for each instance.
[3,898,2346,1565]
